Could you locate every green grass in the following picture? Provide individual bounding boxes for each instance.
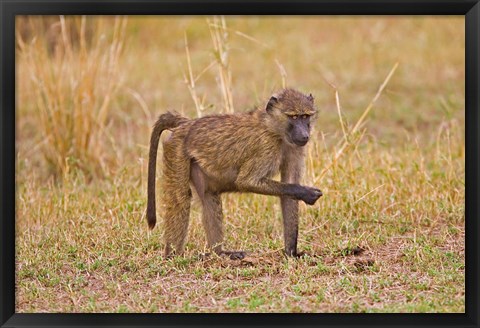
[15,16,464,313]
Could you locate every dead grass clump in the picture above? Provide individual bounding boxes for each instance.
[16,15,127,180]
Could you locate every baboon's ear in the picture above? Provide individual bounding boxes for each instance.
[266,95,278,113]
[307,93,314,103]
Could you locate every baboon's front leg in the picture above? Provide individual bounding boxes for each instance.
[280,148,306,257]
[235,159,322,205]
[281,196,300,257]
[236,176,322,205]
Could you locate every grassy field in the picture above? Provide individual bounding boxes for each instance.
[15,16,465,313]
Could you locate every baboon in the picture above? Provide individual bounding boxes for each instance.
[147,88,322,260]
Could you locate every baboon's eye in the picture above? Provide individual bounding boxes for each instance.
[292,115,298,120]
[303,115,308,119]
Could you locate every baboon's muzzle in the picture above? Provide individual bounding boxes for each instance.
[291,123,310,146]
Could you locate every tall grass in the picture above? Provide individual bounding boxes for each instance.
[183,16,235,116]
[16,16,127,180]
[183,16,273,116]
[207,16,235,114]
[183,32,214,118]
[316,62,399,182]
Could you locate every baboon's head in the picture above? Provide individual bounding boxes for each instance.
[265,89,317,147]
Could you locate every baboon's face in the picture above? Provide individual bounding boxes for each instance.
[266,89,317,147]
[286,114,312,146]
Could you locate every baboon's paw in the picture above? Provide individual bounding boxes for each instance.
[293,251,307,258]
[302,187,323,205]
[284,250,308,258]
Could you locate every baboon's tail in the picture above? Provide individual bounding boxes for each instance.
[147,112,189,229]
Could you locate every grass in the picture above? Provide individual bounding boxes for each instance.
[16,16,127,180]
[15,16,464,312]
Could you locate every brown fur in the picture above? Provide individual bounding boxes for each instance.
[147,89,322,259]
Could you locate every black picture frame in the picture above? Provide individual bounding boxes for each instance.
[1,0,478,327]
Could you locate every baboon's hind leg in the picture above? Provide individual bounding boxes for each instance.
[190,163,246,260]
[162,139,192,258]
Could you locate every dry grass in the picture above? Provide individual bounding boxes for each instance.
[16,16,127,179]
[207,16,235,114]
[15,16,465,313]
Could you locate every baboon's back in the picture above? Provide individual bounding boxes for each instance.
[184,111,283,183]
